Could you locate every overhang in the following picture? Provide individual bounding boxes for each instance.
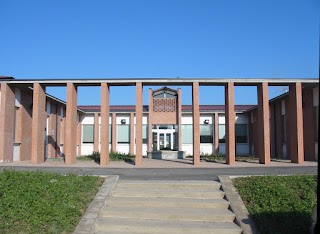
[0,78,318,87]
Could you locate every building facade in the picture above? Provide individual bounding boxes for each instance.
[0,77,318,166]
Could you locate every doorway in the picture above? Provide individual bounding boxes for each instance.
[152,125,178,151]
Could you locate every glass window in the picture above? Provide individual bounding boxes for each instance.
[143,124,148,144]
[181,124,193,144]
[200,124,213,143]
[219,124,225,143]
[117,125,130,143]
[82,125,94,143]
[109,125,112,143]
[235,124,248,143]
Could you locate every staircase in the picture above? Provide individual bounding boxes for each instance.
[94,180,242,234]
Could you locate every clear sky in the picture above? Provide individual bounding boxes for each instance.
[1,0,319,105]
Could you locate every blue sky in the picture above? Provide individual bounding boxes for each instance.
[1,0,319,105]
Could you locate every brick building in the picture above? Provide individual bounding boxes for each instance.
[0,77,318,166]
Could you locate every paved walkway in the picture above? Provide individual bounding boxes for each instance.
[1,157,318,168]
[74,177,246,234]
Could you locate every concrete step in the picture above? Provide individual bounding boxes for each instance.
[112,188,225,199]
[116,180,222,190]
[105,196,230,209]
[94,218,242,234]
[100,206,236,222]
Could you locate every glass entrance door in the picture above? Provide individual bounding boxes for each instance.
[159,133,165,150]
[152,125,177,151]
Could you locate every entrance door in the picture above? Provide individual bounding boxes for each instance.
[152,125,176,151]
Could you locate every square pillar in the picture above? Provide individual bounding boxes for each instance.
[288,83,304,164]
[111,113,117,152]
[31,83,47,164]
[0,83,15,163]
[100,83,110,166]
[94,112,99,152]
[148,89,153,152]
[214,112,219,153]
[135,82,143,165]
[257,82,271,164]
[225,82,235,165]
[177,88,182,151]
[65,83,78,165]
[130,112,135,155]
[192,82,200,166]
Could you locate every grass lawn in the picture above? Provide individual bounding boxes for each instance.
[233,175,317,234]
[0,170,104,234]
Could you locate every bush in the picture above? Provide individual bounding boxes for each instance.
[77,151,135,163]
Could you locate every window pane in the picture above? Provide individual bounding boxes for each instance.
[236,124,248,143]
[109,125,112,143]
[219,124,225,143]
[143,125,148,144]
[200,124,213,143]
[200,125,212,136]
[235,124,247,136]
[117,125,130,143]
[181,124,193,144]
[83,125,94,143]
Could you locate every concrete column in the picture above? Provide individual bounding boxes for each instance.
[257,82,271,164]
[214,112,219,153]
[100,83,110,166]
[94,112,99,152]
[288,83,304,164]
[31,83,47,164]
[177,88,182,151]
[130,112,135,155]
[111,113,117,152]
[225,82,235,165]
[0,83,15,163]
[148,89,153,152]
[135,82,143,165]
[192,82,200,166]
[65,83,78,165]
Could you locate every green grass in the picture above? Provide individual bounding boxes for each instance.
[233,175,317,234]
[0,170,104,234]
[77,151,135,163]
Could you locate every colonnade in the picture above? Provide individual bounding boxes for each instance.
[0,80,306,166]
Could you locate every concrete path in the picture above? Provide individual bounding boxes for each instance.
[74,177,242,234]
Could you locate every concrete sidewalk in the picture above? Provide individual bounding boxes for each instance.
[1,157,318,168]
